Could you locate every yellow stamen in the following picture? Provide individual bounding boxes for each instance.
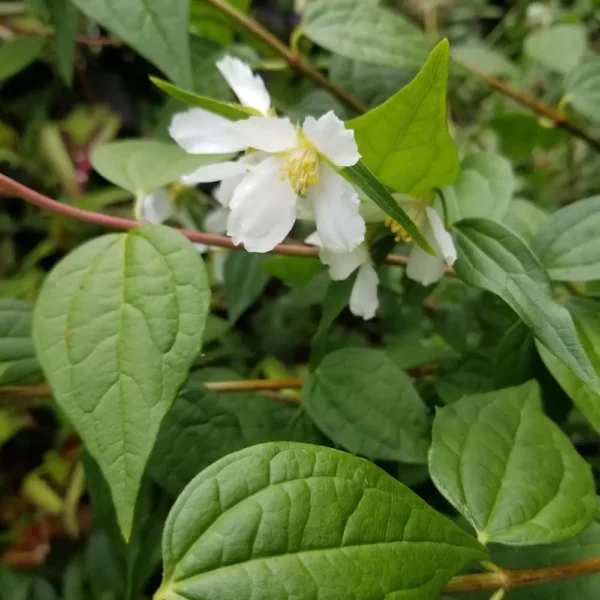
[280,148,320,195]
[385,203,427,242]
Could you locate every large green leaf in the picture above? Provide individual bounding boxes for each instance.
[32,225,210,538]
[347,40,459,195]
[524,23,587,75]
[452,44,517,76]
[502,198,547,245]
[91,140,226,199]
[566,61,600,123]
[537,298,600,435]
[224,252,271,324]
[454,218,600,394]
[70,0,192,87]
[190,0,251,47]
[155,442,487,600]
[303,348,430,462]
[303,0,429,72]
[47,0,78,86]
[534,195,600,282]
[443,153,515,223]
[0,38,45,81]
[148,368,294,497]
[429,381,596,545]
[0,299,41,385]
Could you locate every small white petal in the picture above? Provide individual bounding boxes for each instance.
[228,157,297,252]
[170,108,247,153]
[309,163,365,253]
[302,111,360,167]
[181,160,251,185]
[426,206,457,266]
[211,248,227,285]
[213,153,267,206]
[320,244,369,280]
[193,242,208,253]
[204,206,229,234]
[216,55,271,115]
[406,245,445,286]
[236,116,298,153]
[142,188,174,224]
[350,263,379,320]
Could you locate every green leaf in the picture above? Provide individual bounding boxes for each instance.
[453,44,517,76]
[524,24,587,75]
[0,37,45,81]
[149,368,297,497]
[303,348,430,462]
[537,298,600,435]
[303,0,429,72]
[443,153,515,223]
[262,255,323,287]
[151,77,252,120]
[566,61,600,123]
[0,299,41,385]
[32,225,210,538]
[224,252,271,324]
[429,381,597,545]
[156,442,487,600]
[70,0,193,87]
[494,320,536,388]
[347,40,459,196]
[190,0,251,47]
[47,0,78,86]
[474,520,600,600]
[454,218,600,394]
[91,139,227,199]
[534,195,600,282]
[344,161,435,254]
[502,198,548,245]
[309,277,354,369]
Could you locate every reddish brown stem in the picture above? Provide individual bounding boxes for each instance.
[0,172,455,273]
[2,21,119,46]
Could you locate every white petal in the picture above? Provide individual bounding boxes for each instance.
[141,188,174,224]
[309,163,365,253]
[212,153,267,206]
[211,248,227,285]
[304,231,323,247]
[302,111,360,167]
[181,160,251,185]
[349,263,379,320]
[227,156,297,252]
[204,206,229,234]
[216,55,271,115]
[236,117,298,153]
[169,108,247,153]
[426,206,457,266]
[406,244,445,286]
[193,242,208,253]
[320,244,369,280]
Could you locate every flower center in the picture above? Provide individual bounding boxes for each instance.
[385,203,427,242]
[280,148,320,195]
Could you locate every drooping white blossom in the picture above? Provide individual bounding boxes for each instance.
[307,233,379,320]
[170,56,365,254]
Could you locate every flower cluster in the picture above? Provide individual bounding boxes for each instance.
[147,56,457,320]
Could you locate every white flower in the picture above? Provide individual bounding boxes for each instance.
[170,56,365,254]
[390,198,456,286]
[306,233,378,320]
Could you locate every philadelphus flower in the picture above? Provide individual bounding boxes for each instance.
[170,56,365,254]
[306,233,379,320]
[387,196,457,286]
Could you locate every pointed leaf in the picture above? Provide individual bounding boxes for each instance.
[156,442,487,600]
[70,0,192,87]
[524,24,587,75]
[429,381,596,545]
[47,0,78,86]
[32,225,210,538]
[304,348,430,462]
[0,37,45,81]
[566,61,600,123]
[454,218,600,394]
[347,40,459,195]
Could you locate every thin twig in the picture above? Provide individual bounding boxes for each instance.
[0,172,455,273]
[443,557,600,595]
[457,63,600,153]
[201,0,367,114]
[1,20,119,46]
